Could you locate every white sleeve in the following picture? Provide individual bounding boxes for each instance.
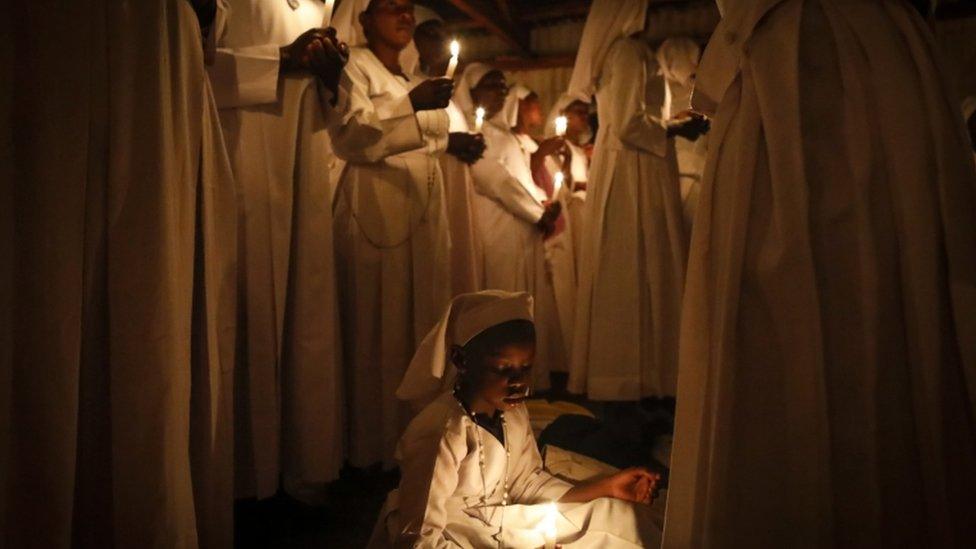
[206,0,282,109]
[394,425,467,549]
[603,39,669,158]
[329,60,434,163]
[508,407,574,504]
[470,156,546,224]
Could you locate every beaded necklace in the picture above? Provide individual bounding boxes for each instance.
[453,390,510,548]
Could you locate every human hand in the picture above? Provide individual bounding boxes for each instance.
[536,136,568,158]
[536,201,562,237]
[280,28,348,93]
[447,132,486,164]
[603,467,660,504]
[667,112,710,141]
[410,78,454,111]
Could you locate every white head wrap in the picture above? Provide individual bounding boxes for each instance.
[566,0,649,102]
[656,37,701,89]
[497,84,533,128]
[332,0,420,74]
[396,291,535,405]
[453,62,494,115]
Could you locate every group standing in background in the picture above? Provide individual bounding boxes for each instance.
[7,0,976,546]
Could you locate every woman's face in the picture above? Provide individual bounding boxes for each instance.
[518,94,543,131]
[471,71,509,119]
[361,0,416,51]
[414,20,449,70]
[564,100,590,141]
[462,341,534,412]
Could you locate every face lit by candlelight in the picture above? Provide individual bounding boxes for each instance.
[471,70,508,119]
[414,18,449,70]
[361,0,416,51]
[451,320,535,413]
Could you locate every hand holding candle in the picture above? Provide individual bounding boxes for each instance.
[445,40,461,79]
[474,106,485,132]
[554,115,568,138]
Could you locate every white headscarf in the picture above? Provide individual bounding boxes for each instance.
[396,291,534,405]
[566,0,649,102]
[332,0,420,74]
[453,62,494,115]
[498,84,533,128]
[656,37,701,89]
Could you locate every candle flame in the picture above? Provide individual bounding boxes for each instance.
[450,40,461,57]
[475,107,485,121]
[554,115,568,136]
[553,172,564,191]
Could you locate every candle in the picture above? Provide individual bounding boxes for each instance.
[541,502,558,549]
[445,40,461,79]
[474,107,485,132]
[322,0,336,27]
[553,171,564,194]
[554,115,568,137]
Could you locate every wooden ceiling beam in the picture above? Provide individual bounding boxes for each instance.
[444,0,530,53]
[519,1,590,22]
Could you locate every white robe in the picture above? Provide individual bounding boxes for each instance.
[440,100,483,296]
[665,0,976,546]
[208,0,344,501]
[331,46,451,467]
[569,37,686,400]
[667,79,707,240]
[470,122,567,387]
[6,1,237,546]
[368,392,662,548]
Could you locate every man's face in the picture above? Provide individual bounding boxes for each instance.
[518,95,544,131]
[361,0,416,50]
[471,71,508,119]
[564,100,591,140]
[414,20,449,70]
[466,341,534,411]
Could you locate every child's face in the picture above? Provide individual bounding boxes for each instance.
[467,341,534,412]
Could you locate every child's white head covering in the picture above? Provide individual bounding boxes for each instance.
[656,36,701,89]
[567,0,649,102]
[453,62,494,115]
[332,0,420,73]
[396,291,534,405]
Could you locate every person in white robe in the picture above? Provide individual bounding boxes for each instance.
[368,291,664,548]
[207,0,347,503]
[566,0,708,400]
[458,68,564,390]
[664,1,976,546]
[544,93,593,275]
[512,88,577,374]
[656,36,706,239]
[412,7,487,296]
[330,0,454,468]
[5,1,238,546]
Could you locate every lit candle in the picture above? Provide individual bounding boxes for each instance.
[322,0,336,27]
[554,115,568,137]
[474,107,485,132]
[553,171,564,194]
[541,502,558,549]
[445,40,461,79]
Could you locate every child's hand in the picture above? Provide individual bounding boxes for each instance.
[604,467,660,504]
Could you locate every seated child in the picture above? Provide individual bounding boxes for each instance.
[369,290,663,548]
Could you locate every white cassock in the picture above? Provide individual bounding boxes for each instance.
[470,122,567,388]
[439,100,483,296]
[6,1,237,546]
[665,0,976,546]
[208,0,344,501]
[569,36,686,399]
[331,46,451,467]
[368,393,663,548]
[563,140,590,274]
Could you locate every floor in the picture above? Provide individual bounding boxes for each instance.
[233,374,675,548]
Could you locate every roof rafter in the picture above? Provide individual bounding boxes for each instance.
[444,0,530,53]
